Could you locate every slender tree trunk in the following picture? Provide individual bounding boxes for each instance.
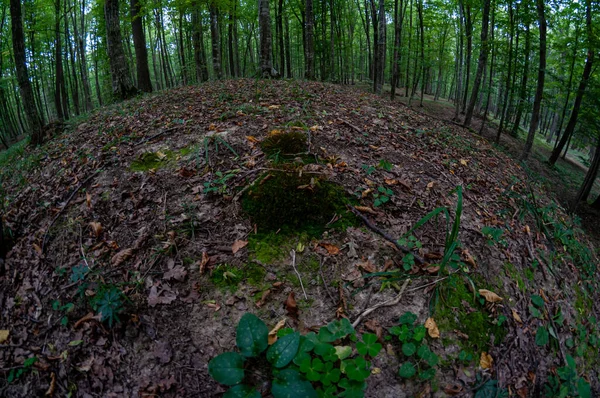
[374,0,385,94]
[520,0,547,161]
[461,2,472,113]
[284,14,292,78]
[417,0,425,106]
[259,0,276,77]
[571,135,600,212]
[510,23,530,136]
[73,0,93,111]
[131,0,152,92]
[10,0,43,145]
[105,0,137,99]
[479,5,495,135]
[464,0,491,127]
[453,1,463,119]
[495,2,514,143]
[54,0,66,120]
[65,0,80,115]
[305,0,315,79]
[550,39,588,163]
[192,1,209,82]
[210,2,222,79]
[390,0,403,100]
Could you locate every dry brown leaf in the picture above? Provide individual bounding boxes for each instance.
[256,289,271,308]
[357,258,376,273]
[384,178,398,185]
[111,248,133,266]
[199,251,210,274]
[268,319,287,345]
[246,135,260,143]
[462,249,477,268]
[163,264,187,281]
[320,243,340,255]
[89,222,103,238]
[443,385,463,395]
[33,243,43,255]
[285,291,299,320]
[45,372,56,396]
[480,352,493,369]
[361,188,373,198]
[354,205,377,214]
[268,105,281,110]
[147,285,177,307]
[479,289,503,303]
[425,317,440,338]
[459,159,469,166]
[86,192,92,208]
[232,240,248,254]
[512,309,522,323]
[0,330,9,344]
[427,181,436,189]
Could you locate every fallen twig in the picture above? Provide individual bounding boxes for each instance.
[348,206,426,265]
[42,172,98,253]
[290,250,307,299]
[134,125,189,146]
[352,278,410,328]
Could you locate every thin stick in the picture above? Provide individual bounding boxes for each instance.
[319,256,336,304]
[348,206,426,265]
[290,250,307,299]
[41,173,97,253]
[352,278,410,328]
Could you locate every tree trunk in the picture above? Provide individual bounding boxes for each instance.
[549,0,593,166]
[131,0,152,92]
[259,0,276,77]
[54,0,66,120]
[192,1,209,82]
[375,0,385,94]
[479,5,496,135]
[304,0,315,79]
[460,3,472,113]
[510,22,530,137]
[463,0,490,126]
[72,0,93,111]
[571,134,600,212]
[10,0,43,145]
[495,2,514,143]
[105,0,137,99]
[390,0,403,100]
[210,2,222,79]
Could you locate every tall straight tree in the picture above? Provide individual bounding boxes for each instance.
[463,0,491,127]
[390,0,404,100]
[131,0,152,92]
[209,2,222,79]
[304,0,315,79]
[374,0,385,94]
[10,0,43,145]
[105,0,137,99]
[192,1,209,82]
[259,0,276,77]
[549,0,594,166]
[510,20,531,137]
[54,0,68,120]
[521,0,547,160]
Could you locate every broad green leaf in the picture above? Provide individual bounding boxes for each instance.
[399,362,416,378]
[272,369,317,398]
[208,352,245,386]
[577,377,591,398]
[402,342,417,356]
[344,357,370,382]
[418,368,436,380]
[338,378,367,397]
[267,332,300,368]
[531,295,544,308]
[356,333,381,357]
[535,326,549,346]
[323,318,354,341]
[236,313,268,358]
[398,312,417,325]
[224,384,261,398]
[412,325,426,342]
[335,345,353,360]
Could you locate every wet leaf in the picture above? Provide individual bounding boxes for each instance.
[237,313,268,357]
[320,243,340,255]
[208,352,245,386]
[232,240,248,254]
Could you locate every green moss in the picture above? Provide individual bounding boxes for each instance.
[244,262,267,286]
[261,131,307,156]
[241,169,356,236]
[434,274,507,357]
[249,232,290,264]
[210,262,267,292]
[503,262,526,293]
[524,267,535,282]
[130,150,175,172]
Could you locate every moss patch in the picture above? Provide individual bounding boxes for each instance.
[434,274,507,357]
[242,169,356,236]
[210,263,267,292]
[261,130,307,156]
[130,150,175,172]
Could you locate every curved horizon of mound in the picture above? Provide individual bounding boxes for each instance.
[1,79,598,397]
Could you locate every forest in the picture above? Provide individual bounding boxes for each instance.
[0,0,600,396]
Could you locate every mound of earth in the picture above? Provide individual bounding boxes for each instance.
[0,79,598,397]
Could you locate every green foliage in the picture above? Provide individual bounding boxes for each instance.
[208,313,380,398]
[360,164,376,175]
[377,159,393,171]
[51,299,75,327]
[373,186,393,207]
[90,285,124,327]
[70,264,89,282]
[397,235,422,270]
[481,226,506,246]
[203,170,239,195]
[388,312,438,381]
[7,357,38,383]
[544,355,592,398]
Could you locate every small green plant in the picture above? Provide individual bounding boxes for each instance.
[481,226,506,246]
[70,263,89,282]
[373,186,393,207]
[8,356,37,383]
[51,300,75,326]
[397,236,422,270]
[544,355,592,398]
[388,312,438,381]
[202,170,238,195]
[361,164,376,175]
[90,285,124,327]
[377,159,393,171]
[208,314,381,397]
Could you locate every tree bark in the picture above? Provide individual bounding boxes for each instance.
[192,1,209,82]
[390,0,403,100]
[464,0,491,127]
[510,22,530,137]
[131,0,152,92]
[54,0,67,120]
[10,0,43,145]
[209,2,222,79]
[549,0,594,166]
[520,0,546,160]
[259,0,276,77]
[72,0,93,111]
[495,2,514,143]
[375,0,385,94]
[304,0,315,79]
[571,134,600,212]
[105,0,137,99]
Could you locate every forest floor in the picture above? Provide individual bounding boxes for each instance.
[0,79,599,397]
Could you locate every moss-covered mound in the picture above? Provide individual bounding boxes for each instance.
[261,130,307,156]
[242,169,354,235]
